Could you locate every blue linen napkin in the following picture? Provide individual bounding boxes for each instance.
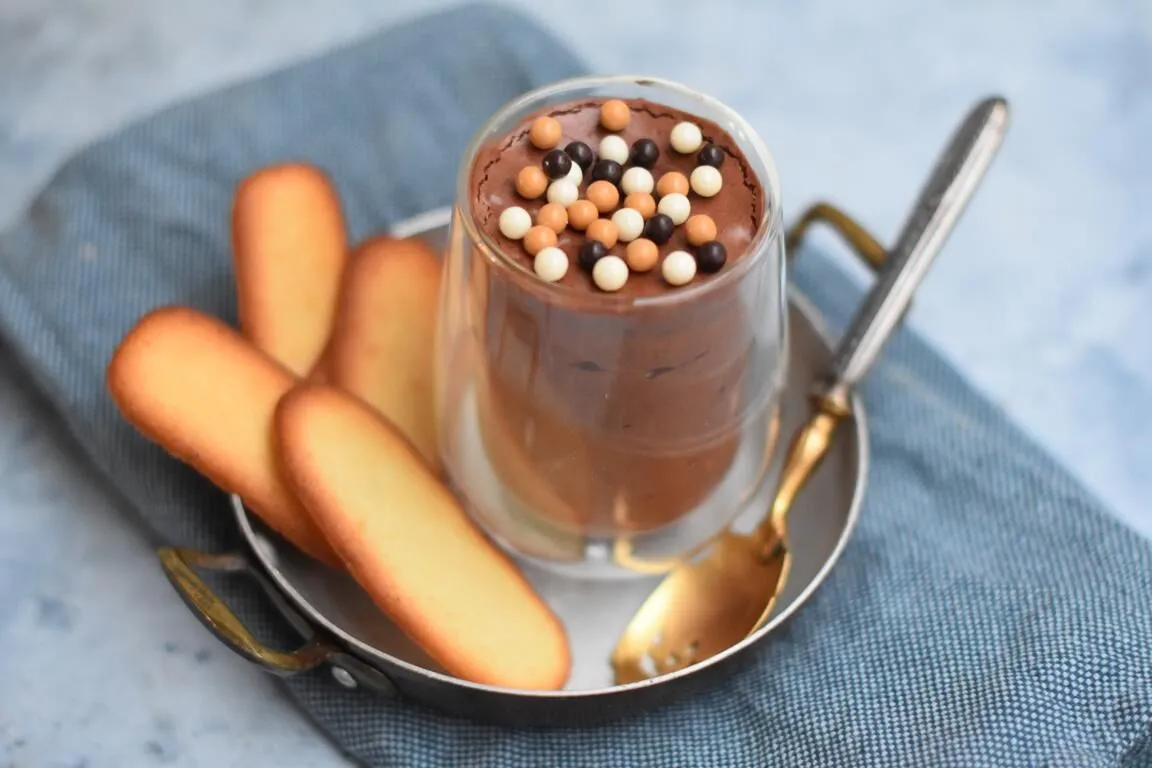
[0,4,1148,766]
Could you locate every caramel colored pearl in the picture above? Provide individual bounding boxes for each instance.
[516,166,549,199]
[625,238,659,273]
[586,218,619,249]
[567,200,598,231]
[685,214,718,246]
[623,192,656,219]
[656,171,690,198]
[586,180,620,214]
[537,203,569,234]
[523,225,558,256]
[599,99,631,131]
[529,116,562,150]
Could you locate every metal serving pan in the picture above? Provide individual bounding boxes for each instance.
[160,205,871,727]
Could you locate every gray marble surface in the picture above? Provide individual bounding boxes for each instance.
[0,1,1149,766]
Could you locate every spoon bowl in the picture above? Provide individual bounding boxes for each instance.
[612,402,842,683]
[611,522,791,684]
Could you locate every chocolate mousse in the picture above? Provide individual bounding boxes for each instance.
[464,97,772,538]
[471,99,764,295]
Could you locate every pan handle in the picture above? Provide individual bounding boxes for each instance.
[785,201,888,273]
[157,546,335,675]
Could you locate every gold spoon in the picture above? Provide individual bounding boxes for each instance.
[611,96,1011,684]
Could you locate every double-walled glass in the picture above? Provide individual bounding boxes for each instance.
[436,76,787,579]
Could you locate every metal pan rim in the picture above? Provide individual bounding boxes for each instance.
[231,206,868,698]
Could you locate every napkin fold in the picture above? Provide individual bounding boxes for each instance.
[0,4,1149,766]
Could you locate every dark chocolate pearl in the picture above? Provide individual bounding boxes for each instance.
[696,143,725,168]
[643,213,674,246]
[578,240,607,272]
[542,149,573,180]
[565,141,594,171]
[696,241,728,273]
[590,159,623,186]
[628,138,660,169]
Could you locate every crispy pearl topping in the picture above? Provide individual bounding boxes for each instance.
[593,255,629,292]
[599,100,631,132]
[670,122,703,154]
[498,206,532,239]
[662,250,697,286]
[507,100,748,290]
[534,246,569,282]
[529,116,562,150]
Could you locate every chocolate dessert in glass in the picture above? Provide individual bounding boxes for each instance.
[436,76,786,579]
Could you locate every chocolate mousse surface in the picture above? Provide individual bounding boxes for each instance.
[470,98,766,296]
[458,96,779,539]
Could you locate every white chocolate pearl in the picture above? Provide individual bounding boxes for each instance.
[670,122,703,154]
[657,192,691,225]
[620,167,654,195]
[498,206,532,240]
[598,135,630,165]
[534,246,569,282]
[690,165,723,198]
[662,250,697,286]
[546,179,579,207]
[593,255,629,292]
[565,161,583,187]
[611,208,645,243]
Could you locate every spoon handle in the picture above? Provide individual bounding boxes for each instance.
[822,96,1010,404]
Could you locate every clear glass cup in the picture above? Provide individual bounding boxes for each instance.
[435,75,787,579]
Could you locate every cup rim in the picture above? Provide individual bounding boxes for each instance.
[454,74,785,312]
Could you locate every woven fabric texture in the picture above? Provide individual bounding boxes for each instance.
[0,5,1148,766]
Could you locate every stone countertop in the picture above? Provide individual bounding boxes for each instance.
[1,1,1149,766]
